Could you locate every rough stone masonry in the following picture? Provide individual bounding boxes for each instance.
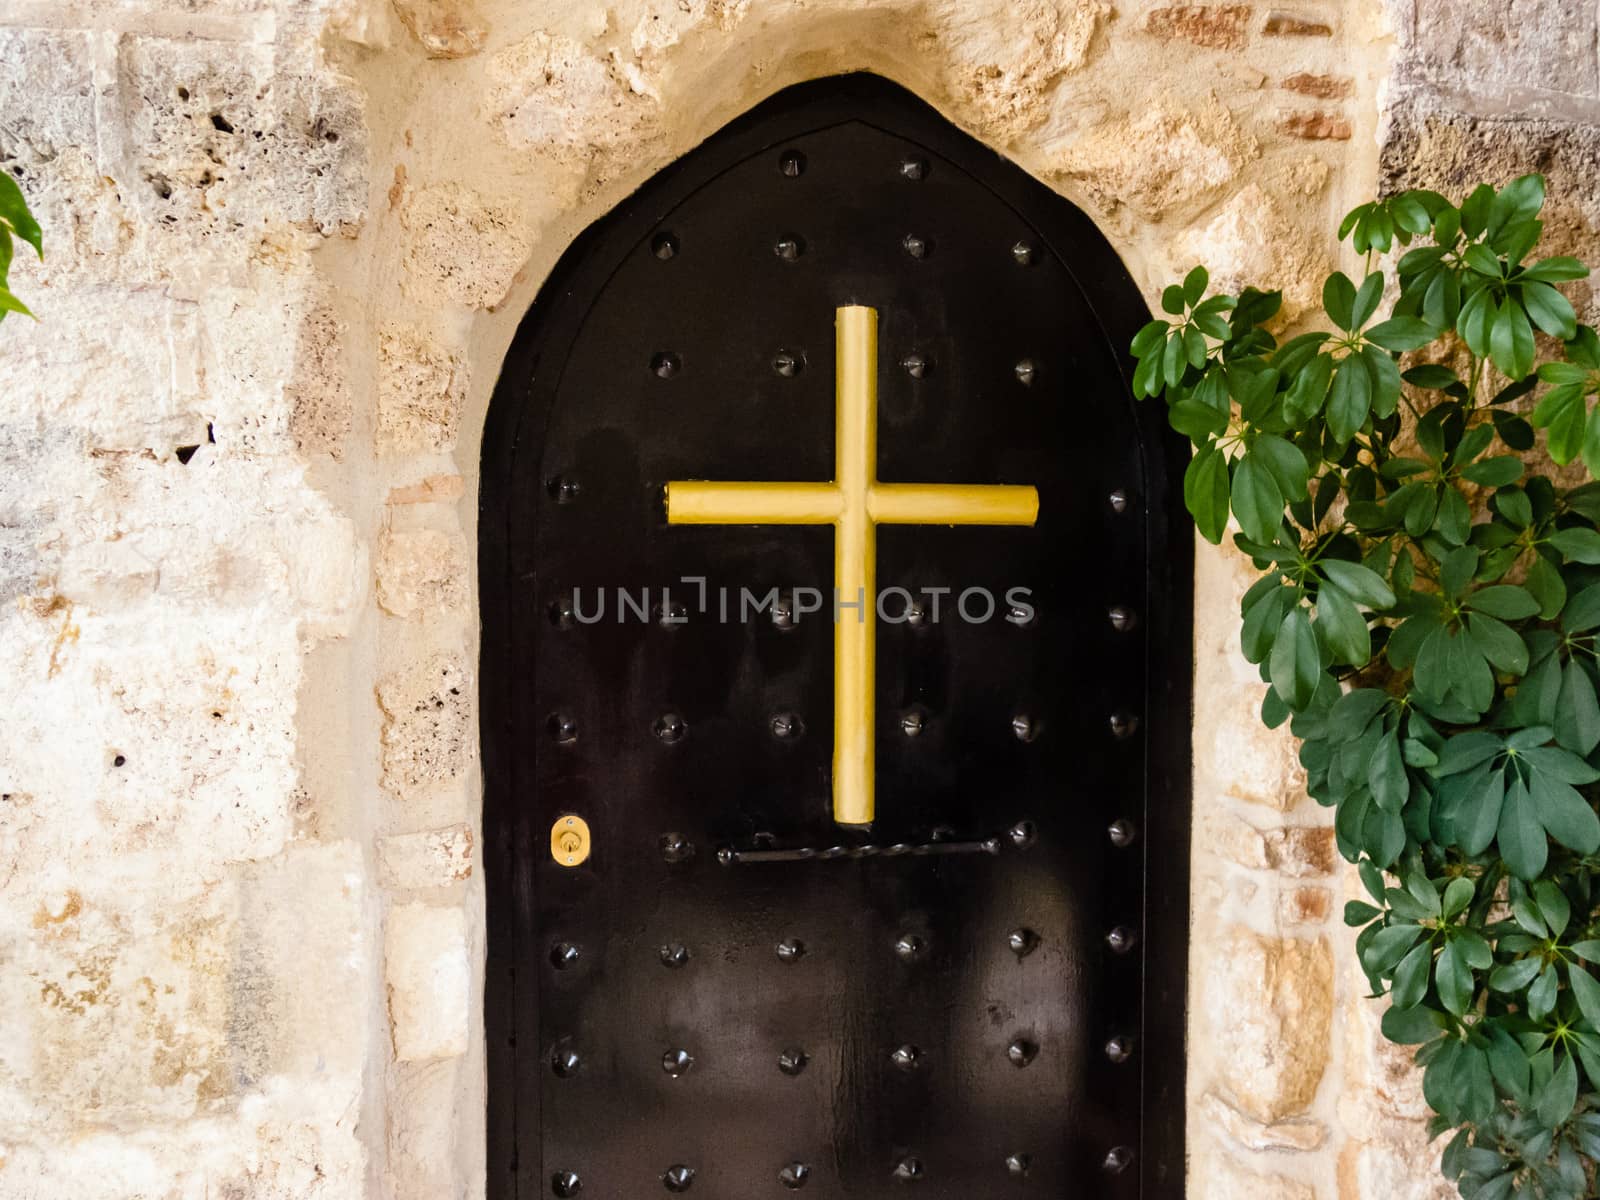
[0,0,1595,1197]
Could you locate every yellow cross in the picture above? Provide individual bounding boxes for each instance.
[666,306,1039,827]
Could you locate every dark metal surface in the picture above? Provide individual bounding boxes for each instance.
[481,73,1192,1200]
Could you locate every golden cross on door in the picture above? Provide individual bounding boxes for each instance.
[665,306,1040,827]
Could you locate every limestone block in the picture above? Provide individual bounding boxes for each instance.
[485,32,659,157]
[113,36,368,260]
[377,322,469,453]
[927,0,1111,142]
[1338,1137,1457,1200]
[392,0,489,58]
[378,823,475,889]
[0,288,206,451]
[1204,927,1333,1122]
[1262,11,1333,35]
[1048,96,1257,220]
[287,303,352,460]
[1281,111,1351,140]
[1381,100,1600,269]
[401,184,533,310]
[1143,5,1254,49]
[631,0,752,67]
[1202,1089,1328,1152]
[388,473,467,505]
[0,842,366,1131]
[1280,886,1332,925]
[1281,73,1352,98]
[1212,815,1337,876]
[378,652,474,795]
[1199,680,1306,810]
[1408,0,1598,98]
[1169,183,1331,324]
[377,528,468,618]
[1192,1151,1319,1200]
[385,901,471,1062]
[388,1056,463,1200]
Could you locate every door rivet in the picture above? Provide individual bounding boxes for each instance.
[779,1162,810,1189]
[1104,1146,1134,1175]
[662,1164,696,1192]
[1005,1153,1031,1177]
[1106,1035,1134,1064]
[1107,925,1138,954]
[1108,819,1137,848]
[778,1048,809,1076]
[1007,1037,1038,1068]
[1007,928,1040,958]
[552,1170,582,1197]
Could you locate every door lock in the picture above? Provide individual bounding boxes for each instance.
[550,815,591,867]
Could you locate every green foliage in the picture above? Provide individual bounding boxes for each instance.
[0,168,41,321]
[1134,174,1600,1198]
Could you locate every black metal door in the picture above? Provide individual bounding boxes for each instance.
[482,74,1190,1200]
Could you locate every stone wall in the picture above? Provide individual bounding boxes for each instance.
[0,0,1590,1196]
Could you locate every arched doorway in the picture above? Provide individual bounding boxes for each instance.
[480,72,1190,1199]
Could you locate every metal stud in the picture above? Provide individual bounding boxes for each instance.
[779,149,806,177]
[1011,241,1034,266]
[1104,1147,1134,1175]
[778,1048,809,1076]
[552,1170,582,1197]
[1106,925,1138,954]
[1007,819,1037,849]
[551,1045,582,1077]
[900,353,928,379]
[1108,606,1138,633]
[771,594,796,630]
[779,1163,811,1189]
[1005,603,1035,627]
[651,351,681,378]
[660,832,695,864]
[654,713,687,744]
[894,933,926,962]
[548,598,575,627]
[550,942,581,970]
[773,349,804,378]
[548,476,581,504]
[1005,1153,1031,1177]
[1108,819,1138,848]
[776,937,807,963]
[662,1048,695,1077]
[891,1044,921,1071]
[1011,715,1037,743]
[900,711,925,738]
[547,712,578,744]
[663,1164,696,1192]
[1007,1037,1039,1068]
[1014,359,1036,386]
[770,712,803,740]
[659,942,690,969]
[899,156,927,181]
[1109,488,1130,514]
[902,234,930,260]
[1007,928,1040,958]
[906,601,927,628]
[1106,1035,1134,1064]
[774,235,805,261]
[893,1156,924,1181]
[657,599,688,628]
[651,232,679,259]
[1110,712,1140,739]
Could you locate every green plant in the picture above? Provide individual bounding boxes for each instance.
[1134,175,1600,1198]
[0,167,41,320]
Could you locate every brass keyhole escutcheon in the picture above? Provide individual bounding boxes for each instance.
[551,815,591,867]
